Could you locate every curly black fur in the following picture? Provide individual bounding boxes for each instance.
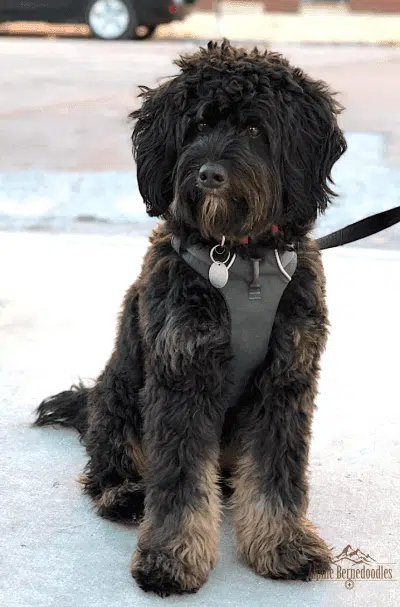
[132,40,346,243]
[34,40,346,597]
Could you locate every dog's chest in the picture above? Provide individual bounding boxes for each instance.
[171,237,297,403]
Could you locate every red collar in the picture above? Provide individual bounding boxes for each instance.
[239,224,278,245]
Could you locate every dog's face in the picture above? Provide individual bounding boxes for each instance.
[171,107,279,241]
[131,40,347,241]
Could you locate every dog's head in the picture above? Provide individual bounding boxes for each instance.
[131,40,346,241]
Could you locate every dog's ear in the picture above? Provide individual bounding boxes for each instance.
[130,79,182,217]
[279,74,347,228]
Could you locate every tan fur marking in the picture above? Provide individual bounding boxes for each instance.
[168,457,221,574]
[200,194,229,239]
[290,240,328,373]
[232,454,331,577]
[95,480,133,508]
[133,457,221,589]
[129,434,147,477]
[77,474,90,487]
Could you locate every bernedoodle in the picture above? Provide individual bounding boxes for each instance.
[34,40,347,597]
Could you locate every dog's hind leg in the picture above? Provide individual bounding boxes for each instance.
[35,372,146,524]
[231,246,332,581]
[80,396,146,525]
[34,283,146,524]
[81,455,145,525]
[80,285,146,524]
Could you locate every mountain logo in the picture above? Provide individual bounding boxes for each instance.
[333,544,377,566]
[313,543,395,588]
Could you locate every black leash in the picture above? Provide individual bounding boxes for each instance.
[315,206,400,250]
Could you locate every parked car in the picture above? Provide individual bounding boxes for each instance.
[0,0,197,40]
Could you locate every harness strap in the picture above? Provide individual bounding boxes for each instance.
[171,235,297,402]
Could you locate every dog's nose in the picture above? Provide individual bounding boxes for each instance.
[198,164,227,189]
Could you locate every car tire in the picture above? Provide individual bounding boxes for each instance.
[86,0,136,40]
[132,24,156,40]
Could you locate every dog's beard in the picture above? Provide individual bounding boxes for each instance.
[171,186,253,241]
[200,192,229,240]
[199,192,264,241]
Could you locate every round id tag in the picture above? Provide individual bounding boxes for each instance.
[208,244,236,289]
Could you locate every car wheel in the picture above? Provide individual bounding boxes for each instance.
[132,24,156,40]
[86,0,136,40]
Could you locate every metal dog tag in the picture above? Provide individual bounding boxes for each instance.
[208,241,237,290]
[209,262,229,289]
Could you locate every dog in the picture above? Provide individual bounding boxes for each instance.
[34,40,347,597]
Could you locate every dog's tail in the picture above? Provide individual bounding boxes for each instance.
[33,382,89,437]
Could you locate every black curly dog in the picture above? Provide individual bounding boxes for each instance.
[34,40,347,597]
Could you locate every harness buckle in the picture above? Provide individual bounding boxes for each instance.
[248,285,262,300]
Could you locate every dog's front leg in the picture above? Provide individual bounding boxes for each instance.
[131,291,230,596]
[231,247,332,580]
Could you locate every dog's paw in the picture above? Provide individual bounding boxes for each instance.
[131,549,204,597]
[269,546,332,581]
[94,482,145,524]
[245,521,332,581]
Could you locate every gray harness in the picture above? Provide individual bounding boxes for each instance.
[171,236,297,403]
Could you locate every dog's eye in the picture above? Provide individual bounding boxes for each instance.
[196,122,208,133]
[247,126,261,138]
